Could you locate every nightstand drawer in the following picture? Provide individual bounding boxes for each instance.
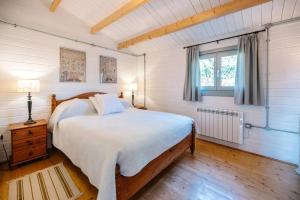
[12,144,46,163]
[13,136,46,151]
[9,119,48,166]
[12,125,46,141]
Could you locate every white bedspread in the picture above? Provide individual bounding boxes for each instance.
[52,108,193,200]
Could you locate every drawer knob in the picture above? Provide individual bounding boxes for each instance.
[27,141,33,145]
[28,130,32,135]
[29,151,33,156]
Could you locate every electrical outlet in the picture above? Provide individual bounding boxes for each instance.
[245,123,252,129]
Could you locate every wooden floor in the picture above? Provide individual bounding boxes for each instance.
[1,139,300,200]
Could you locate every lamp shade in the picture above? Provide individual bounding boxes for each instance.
[17,80,40,93]
[126,83,137,91]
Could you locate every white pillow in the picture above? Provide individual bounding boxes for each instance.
[94,94,124,115]
[67,99,97,116]
[119,98,133,109]
[48,98,96,131]
[89,96,102,114]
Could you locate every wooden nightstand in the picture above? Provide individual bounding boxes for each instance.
[134,105,147,110]
[9,119,48,167]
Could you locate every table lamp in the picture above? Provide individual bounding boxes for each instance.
[17,80,40,125]
[126,83,137,106]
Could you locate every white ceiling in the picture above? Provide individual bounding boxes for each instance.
[59,0,300,54]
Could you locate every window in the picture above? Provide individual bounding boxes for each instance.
[199,49,237,96]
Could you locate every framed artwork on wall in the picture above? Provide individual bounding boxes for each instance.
[99,55,117,83]
[60,48,86,82]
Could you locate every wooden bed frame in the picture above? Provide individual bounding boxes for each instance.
[51,92,195,200]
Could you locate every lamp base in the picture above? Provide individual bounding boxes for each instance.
[24,119,37,125]
[132,91,135,106]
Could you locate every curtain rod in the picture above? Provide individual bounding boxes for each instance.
[0,19,140,57]
[183,29,266,49]
[183,16,300,49]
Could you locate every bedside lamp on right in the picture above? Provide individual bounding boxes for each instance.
[126,83,137,106]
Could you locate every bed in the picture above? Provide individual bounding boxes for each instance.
[50,92,195,200]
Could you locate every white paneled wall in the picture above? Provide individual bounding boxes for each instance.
[143,21,300,164]
[0,23,138,161]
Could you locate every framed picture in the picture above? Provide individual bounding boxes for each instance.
[99,55,117,83]
[60,48,86,82]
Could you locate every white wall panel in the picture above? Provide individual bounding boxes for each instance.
[0,23,138,162]
[282,0,297,20]
[294,0,300,17]
[271,0,285,22]
[143,21,300,165]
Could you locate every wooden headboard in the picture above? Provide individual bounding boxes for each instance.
[51,92,124,113]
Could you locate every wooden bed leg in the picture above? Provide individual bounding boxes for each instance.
[115,165,127,200]
[190,123,196,155]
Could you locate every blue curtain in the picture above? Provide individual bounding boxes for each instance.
[234,34,264,106]
[183,46,202,101]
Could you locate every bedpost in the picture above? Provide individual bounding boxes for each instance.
[115,164,127,200]
[51,94,57,114]
[119,92,124,98]
[190,122,196,155]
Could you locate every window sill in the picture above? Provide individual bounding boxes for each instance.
[201,90,234,97]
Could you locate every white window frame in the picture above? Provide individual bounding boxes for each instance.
[199,47,237,97]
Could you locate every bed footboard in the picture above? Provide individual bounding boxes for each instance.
[115,124,195,200]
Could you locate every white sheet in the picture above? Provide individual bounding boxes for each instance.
[52,108,193,200]
[48,99,96,132]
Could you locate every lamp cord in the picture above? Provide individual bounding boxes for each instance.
[0,134,10,171]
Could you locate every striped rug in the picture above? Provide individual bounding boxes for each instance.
[8,163,82,200]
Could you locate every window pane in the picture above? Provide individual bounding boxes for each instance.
[220,55,237,87]
[200,57,215,87]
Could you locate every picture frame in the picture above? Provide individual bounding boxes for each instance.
[99,55,117,83]
[60,48,86,82]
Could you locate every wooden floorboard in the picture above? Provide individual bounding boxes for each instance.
[1,139,299,200]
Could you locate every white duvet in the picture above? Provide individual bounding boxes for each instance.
[52,108,193,200]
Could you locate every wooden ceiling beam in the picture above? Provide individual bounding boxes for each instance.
[90,0,150,34]
[118,0,271,49]
[50,0,61,12]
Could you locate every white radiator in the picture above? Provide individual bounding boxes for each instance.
[197,108,244,144]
